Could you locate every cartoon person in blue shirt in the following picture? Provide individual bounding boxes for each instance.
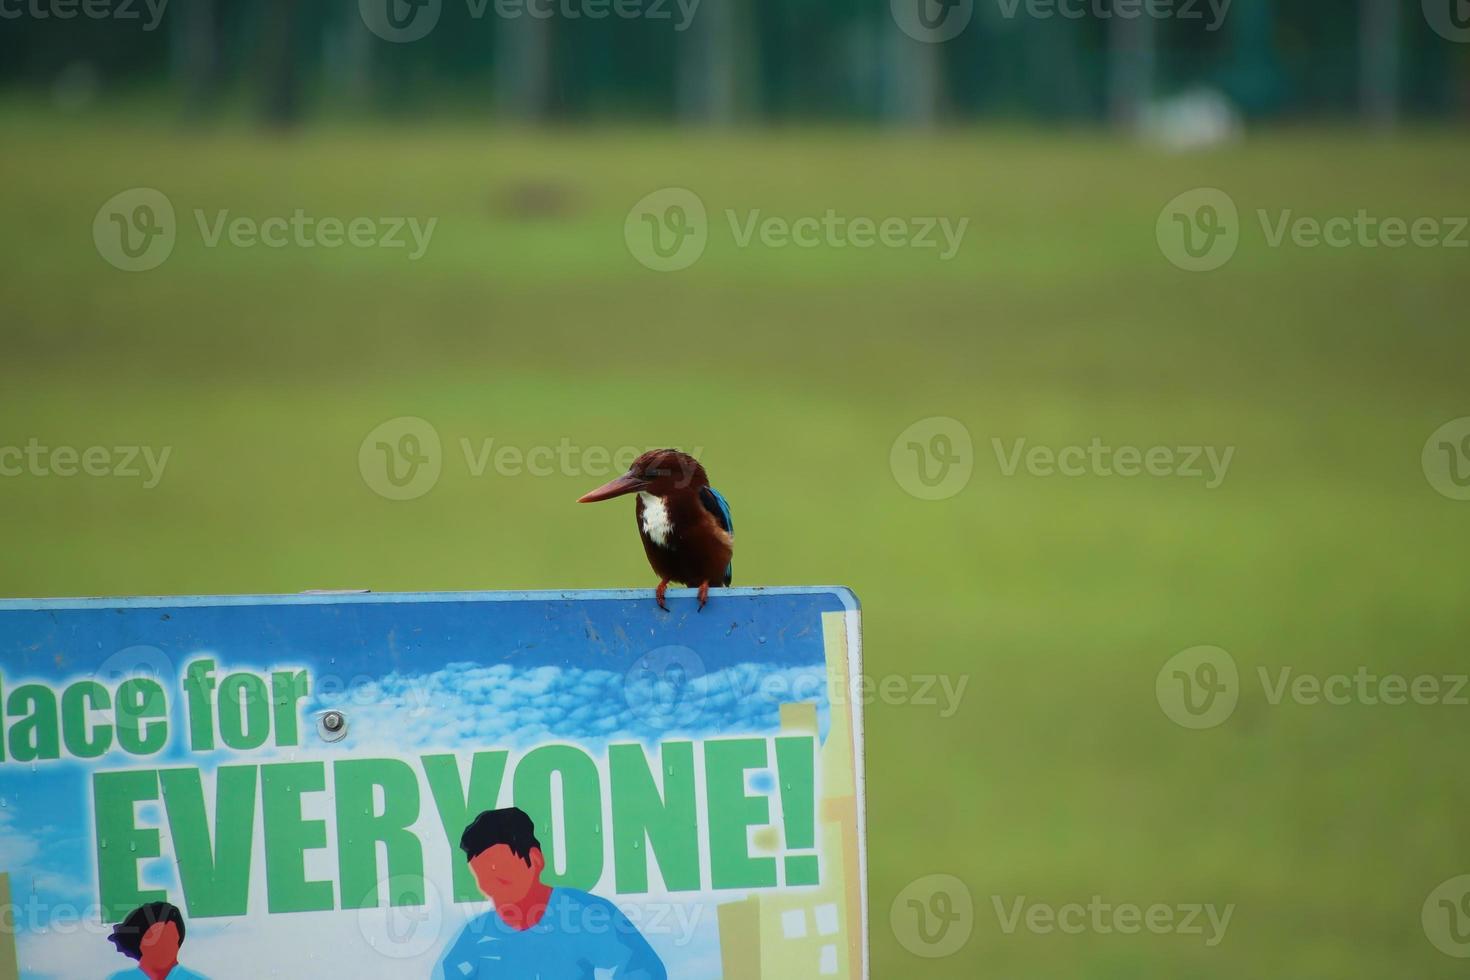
[106,902,211,980]
[432,806,666,979]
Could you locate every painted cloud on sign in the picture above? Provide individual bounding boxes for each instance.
[301,660,831,756]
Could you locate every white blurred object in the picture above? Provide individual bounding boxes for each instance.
[1139,89,1243,151]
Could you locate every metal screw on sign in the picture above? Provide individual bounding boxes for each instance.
[318,710,348,742]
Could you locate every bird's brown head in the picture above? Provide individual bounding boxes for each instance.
[576,449,708,502]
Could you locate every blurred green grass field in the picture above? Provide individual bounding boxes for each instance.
[1,108,1468,978]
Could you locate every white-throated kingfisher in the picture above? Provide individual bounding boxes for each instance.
[577,449,733,611]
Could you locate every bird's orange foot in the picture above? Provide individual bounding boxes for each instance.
[655,580,670,612]
[697,582,710,610]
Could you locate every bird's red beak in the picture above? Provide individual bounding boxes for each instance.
[577,471,647,503]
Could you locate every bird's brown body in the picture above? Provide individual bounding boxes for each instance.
[635,491,733,589]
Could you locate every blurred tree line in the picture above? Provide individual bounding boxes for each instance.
[0,0,1465,126]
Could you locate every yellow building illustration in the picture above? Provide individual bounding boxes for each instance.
[717,611,866,978]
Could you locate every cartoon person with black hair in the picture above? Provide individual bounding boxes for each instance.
[432,806,667,979]
[106,901,211,980]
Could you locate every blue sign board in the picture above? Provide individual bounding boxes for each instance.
[0,587,866,979]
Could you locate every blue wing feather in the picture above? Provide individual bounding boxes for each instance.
[699,486,734,585]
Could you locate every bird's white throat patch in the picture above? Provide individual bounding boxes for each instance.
[638,492,673,547]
